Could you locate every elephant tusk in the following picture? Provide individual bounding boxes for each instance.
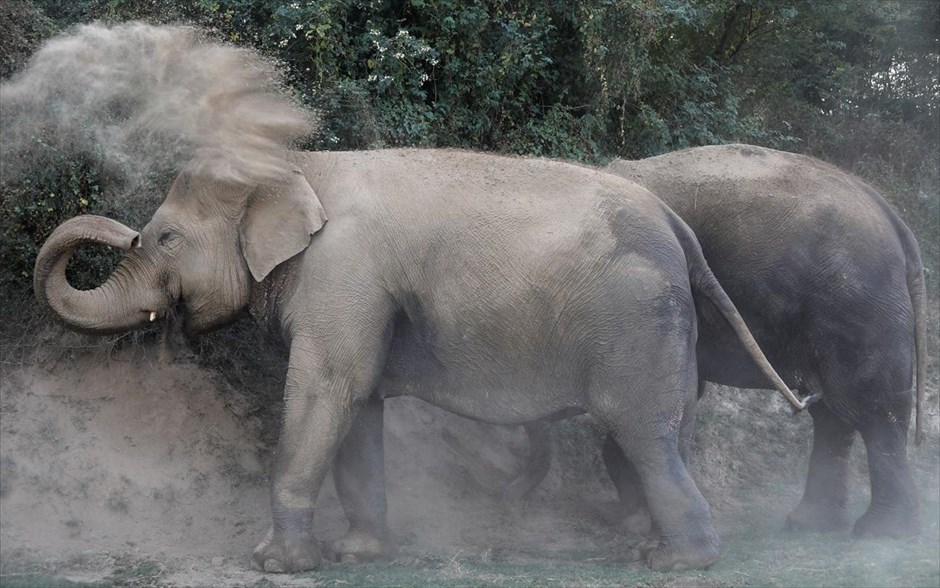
[149,311,157,322]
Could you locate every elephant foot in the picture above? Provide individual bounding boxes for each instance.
[251,528,320,573]
[645,533,720,572]
[785,500,850,533]
[626,533,659,562]
[327,528,397,563]
[852,506,919,539]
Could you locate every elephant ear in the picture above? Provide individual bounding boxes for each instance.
[239,169,327,282]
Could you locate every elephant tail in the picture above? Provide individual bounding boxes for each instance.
[503,422,552,501]
[860,182,928,445]
[669,214,808,412]
[910,254,928,446]
[893,212,928,445]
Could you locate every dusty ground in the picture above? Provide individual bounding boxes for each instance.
[1,336,938,587]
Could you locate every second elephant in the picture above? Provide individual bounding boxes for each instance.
[510,144,927,540]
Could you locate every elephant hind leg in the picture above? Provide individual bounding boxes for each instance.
[786,397,855,533]
[330,395,397,563]
[592,386,718,571]
[798,335,919,538]
[853,390,919,538]
[606,427,718,572]
[603,379,704,544]
[602,434,651,537]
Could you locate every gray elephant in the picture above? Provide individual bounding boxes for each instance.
[510,144,927,540]
[609,144,927,540]
[35,148,799,573]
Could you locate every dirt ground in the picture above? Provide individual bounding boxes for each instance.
[1,338,938,587]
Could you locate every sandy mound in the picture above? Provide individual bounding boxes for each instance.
[0,346,615,579]
[0,350,269,560]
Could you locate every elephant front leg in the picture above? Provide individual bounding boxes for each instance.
[786,399,855,533]
[251,337,386,573]
[329,395,397,563]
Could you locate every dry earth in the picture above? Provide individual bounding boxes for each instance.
[1,335,937,587]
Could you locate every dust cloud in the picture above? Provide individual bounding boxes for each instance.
[0,22,314,189]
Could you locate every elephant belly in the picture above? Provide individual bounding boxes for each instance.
[377,321,586,425]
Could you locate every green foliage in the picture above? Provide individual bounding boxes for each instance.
[0,145,113,304]
[579,0,793,157]
[0,0,57,78]
[190,0,603,158]
[1,0,937,306]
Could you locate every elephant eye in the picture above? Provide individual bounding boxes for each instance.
[158,229,180,247]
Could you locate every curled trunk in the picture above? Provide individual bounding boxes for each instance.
[33,215,153,335]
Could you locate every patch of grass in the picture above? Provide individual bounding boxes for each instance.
[714,529,940,588]
[277,476,939,586]
[0,575,100,588]
[102,558,167,587]
[2,492,937,587]
[296,556,646,587]
[0,551,162,588]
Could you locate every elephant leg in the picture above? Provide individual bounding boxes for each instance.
[603,379,703,540]
[602,435,651,536]
[594,378,718,571]
[609,428,717,571]
[329,396,396,562]
[786,399,855,533]
[252,328,389,573]
[853,392,919,538]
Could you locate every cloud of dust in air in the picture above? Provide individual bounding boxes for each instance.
[0,22,314,190]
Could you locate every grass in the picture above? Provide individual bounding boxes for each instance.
[298,500,940,588]
[2,491,936,588]
[0,577,93,588]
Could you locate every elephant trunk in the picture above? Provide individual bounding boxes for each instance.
[33,215,156,335]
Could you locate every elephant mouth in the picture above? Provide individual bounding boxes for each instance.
[143,275,188,325]
[152,299,195,341]
[144,291,191,333]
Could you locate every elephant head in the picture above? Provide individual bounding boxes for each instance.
[34,163,327,336]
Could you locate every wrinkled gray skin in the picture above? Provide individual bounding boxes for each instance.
[511,144,927,541]
[35,149,796,573]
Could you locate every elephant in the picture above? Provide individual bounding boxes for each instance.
[34,148,802,573]
[507,144,928,540]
